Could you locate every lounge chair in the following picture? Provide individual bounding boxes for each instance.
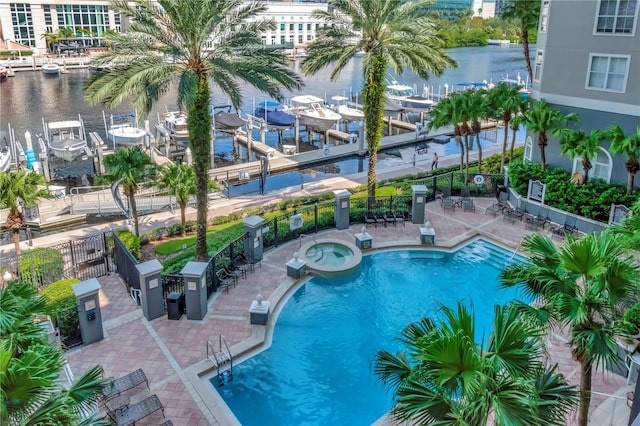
[216,269,236,293]
[462,198,475,212]
[224,265,245,281]
[104,394,165,426]
[503,199,526,223]
[383,211,397,227]
[551,215,578,239]
[485,192,509,217]
[442,197,456,212]
[103,368,149,400]
[393,210,406,226]
[233,254,254,274]
[364,211,378,227]
[525,206,550,231]
[403,211,412,223]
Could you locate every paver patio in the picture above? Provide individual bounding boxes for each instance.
[63,196,633,425]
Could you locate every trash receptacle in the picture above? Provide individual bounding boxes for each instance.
[167,292,184,320]
[496,184,507,200]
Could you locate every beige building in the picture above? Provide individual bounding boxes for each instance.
[0,0,329,54]
[526,0,640,187]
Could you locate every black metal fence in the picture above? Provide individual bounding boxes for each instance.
[0,230,112,289]
[161,273,185,312]
[112,232,140,290]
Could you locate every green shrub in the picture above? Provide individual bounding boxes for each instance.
[40,278,80,326]
[483,146,525,174]
[620,303,640,336]
[18,247,65,288]
[116,229,140,259]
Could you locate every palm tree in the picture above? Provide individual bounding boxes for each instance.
[463,88,487,177]
[157,163,198,238]
[40,31,59,54]
[523,99,579,170]
[96,146,154,237]
[0,170,52,255]
[374,301,578,425]
[508,99,530,163]
[429,93,466,173]
[301,0,456,198]
[502,0,541,84]
[84,0,301,261]
[558,129,604,183]
[500,232,639,426]
[487,83,527,172]
[0,280,109,425]
[608,125,640,195]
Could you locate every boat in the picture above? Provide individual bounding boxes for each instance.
[0,66,6,80]
[214,111,246,133]
[0,145,10,172]
[162,110,189,144]
[330,96,364,121]
[287,95,341,131]
[105,112,146,146]
[43,117,89,162]
[497,77,531,98]
[385,80,434,111]
[254,101,295,128]
[42,62,60,75]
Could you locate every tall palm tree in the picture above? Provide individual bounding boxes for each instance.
[487,83,527,172]
[608,125,640,195]
[301,0,456,198]
[0,280,109,425]
[429,93,466,173]
[508,98,530,163]
[558,129,604,183]
[96,146,154,237]
[84,0,302,261]
[523,99,579,170]
[375,301,578,425]
[0,170,52,255]
[502,0,541,84]
[40,31,59,54]
[500,232,639,426]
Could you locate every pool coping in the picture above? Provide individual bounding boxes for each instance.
[185,229,521,425]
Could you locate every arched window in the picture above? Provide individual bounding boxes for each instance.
[523,135,533,163]
[571,147,613,182]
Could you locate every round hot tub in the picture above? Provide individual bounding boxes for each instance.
[298,239,362,277]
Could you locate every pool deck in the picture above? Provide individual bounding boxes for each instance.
[64,196,632,426]
[10,144,630,425]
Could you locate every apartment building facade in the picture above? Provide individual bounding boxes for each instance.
[0,0,328,53]
[525,0,640,187]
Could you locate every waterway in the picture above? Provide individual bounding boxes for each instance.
[0,45,530,191]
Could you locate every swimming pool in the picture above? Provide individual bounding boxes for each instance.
[213,239,523,425]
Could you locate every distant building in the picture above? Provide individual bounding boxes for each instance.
[423,0,475,19]
[526,0,640,188]
[0,0,329,54]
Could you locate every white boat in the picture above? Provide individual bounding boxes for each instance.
[0,66,7,80]
[42,62,60,75]
[288,95,341,131]
[0,146,10,172]
[330,96,364,121]
[105,112,146,146]
[162,110,189,144]
[43,117,89,162]
[385,80,434,111]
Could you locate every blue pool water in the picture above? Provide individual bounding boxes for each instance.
[214,240,523,425]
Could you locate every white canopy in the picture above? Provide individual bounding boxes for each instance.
[290,95,324,104]
[48,120,82,130]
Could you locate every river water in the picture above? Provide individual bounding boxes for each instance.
[0,45,530,191]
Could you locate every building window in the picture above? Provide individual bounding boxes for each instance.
[280,23,285,31]
[298,23,303,31]
[534,50,543,81]
[524,136,533,163]
[572,148,613,183]
[10,3,36,47]
[586,54,630,92]
[55,4,111,41]
[595,0,638,34]
[539,0,550,32]
[307,23,312,31]
[289,23,294,31]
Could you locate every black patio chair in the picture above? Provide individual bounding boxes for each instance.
[393,210,406,227]
[103,368,149,400]
[551,215,578,239]
[383,211,397,227]
[526,206,551,231]
[216,269,237,293]
[104,394,165,426]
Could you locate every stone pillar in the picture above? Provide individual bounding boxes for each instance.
[72,278,103,345]
[136,259,164,321]
[243,216,266,264]
[411,185,428,224]
[181,261,208,321]
[333,189,351,230]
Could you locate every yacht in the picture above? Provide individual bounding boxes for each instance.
[43,117,89,162]
[385,81,434,111]
[287,95,341,132]
[330,96,364,121]
[105,112,147,146]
